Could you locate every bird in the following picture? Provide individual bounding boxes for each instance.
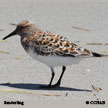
[3,20,107,88]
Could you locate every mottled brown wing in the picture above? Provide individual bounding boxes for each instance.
[22,32,92,57]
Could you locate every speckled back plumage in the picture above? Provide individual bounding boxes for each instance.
[22,28,92,57]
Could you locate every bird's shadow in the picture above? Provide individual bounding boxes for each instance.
[0,83,92,92]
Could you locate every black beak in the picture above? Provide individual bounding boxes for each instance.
[3,30,17,40]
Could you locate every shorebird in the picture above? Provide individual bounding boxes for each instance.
[3,20,107,88]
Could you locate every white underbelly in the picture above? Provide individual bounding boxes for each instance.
[28,49,83,67]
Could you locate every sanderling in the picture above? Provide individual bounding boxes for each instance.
[3,20,107,88]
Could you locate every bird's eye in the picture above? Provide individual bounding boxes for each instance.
[20,26,25,29]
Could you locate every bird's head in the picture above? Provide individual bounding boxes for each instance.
[3,20,36,40]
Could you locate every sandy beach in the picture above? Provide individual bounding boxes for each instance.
[0,0,108,106]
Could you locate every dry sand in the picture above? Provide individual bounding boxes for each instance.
[0,0,108,106]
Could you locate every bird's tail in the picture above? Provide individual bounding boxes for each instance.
[92,52,108,57]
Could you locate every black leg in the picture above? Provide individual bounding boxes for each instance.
[51,66,66,87]
[39,66,66,88]
[39,67,55,88]
[48,67,55,87]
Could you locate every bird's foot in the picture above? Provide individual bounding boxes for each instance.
[39,82,61,89]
